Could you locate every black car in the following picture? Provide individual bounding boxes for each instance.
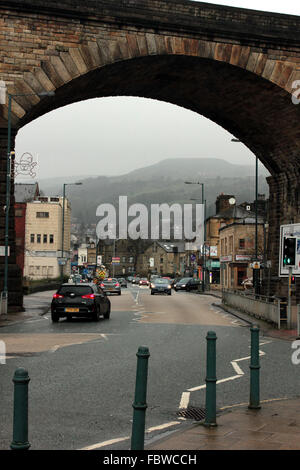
[185,278,201,292]
[174,277,193,291]
[172,278,182,289]
[51,283,111,322]
[150,278,172,295]
[174,277,201,292]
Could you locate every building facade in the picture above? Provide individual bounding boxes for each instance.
[219,220,265,290]
[23,196,71,280]
[14,183,40,275]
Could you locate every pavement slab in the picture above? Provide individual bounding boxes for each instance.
[147,398,300,450]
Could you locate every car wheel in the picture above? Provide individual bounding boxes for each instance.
[168,291,172,295]
[118,291,121,295]
[51,312,59,323]
[93,306,101,322]
[151,291,154,295]
[104,304,111,319]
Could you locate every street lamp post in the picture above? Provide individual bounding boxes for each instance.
[185,181,206,291]
[231,139,260,295]
[1,86,54,313]
[61,182,82,281]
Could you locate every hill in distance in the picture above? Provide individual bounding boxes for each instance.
[38,158,270,224]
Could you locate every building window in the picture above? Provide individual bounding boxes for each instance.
[29,266,34,275]
[37,234,41,243]
[122,256,126,263]
[48,266,54,276]
[49,234,54,244]
[35,266,40,274]
[43,234,47,243]
[129,256,134,263]
[16,237,22,246]
[229,236,233,254]
[30,234,35,243]
[239,239,245,249]
[36,212,49,218]
[42,266,47,276]
[15,208,23,217]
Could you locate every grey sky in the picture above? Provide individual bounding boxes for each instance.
[15,0,300,181]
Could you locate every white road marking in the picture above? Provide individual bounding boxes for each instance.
[179,392,191,410]
[81,436,129,450]
[146,421,181,433]
[231,361,244,376]
[180,341,271,409]
[79,421,181,450]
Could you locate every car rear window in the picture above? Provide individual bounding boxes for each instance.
[155,279,169,284]
[58,286,93,295]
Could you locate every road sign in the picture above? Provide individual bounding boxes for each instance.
[251,261,261,270]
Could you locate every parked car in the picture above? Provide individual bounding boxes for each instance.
[51,283,111,322]
[139,278,149,286]
[150,278,172,295]
[174,277,193,291]
[127,276,134,283]
[100,278,121,295]
[132,277,140,285]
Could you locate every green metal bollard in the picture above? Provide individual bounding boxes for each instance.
[204,331,217,427]
[10,368,31,450]
[249,325,261,410]
[131,346,150,450]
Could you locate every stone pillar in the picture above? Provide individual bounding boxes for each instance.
[264,172,300,304]
[0,127,23,311]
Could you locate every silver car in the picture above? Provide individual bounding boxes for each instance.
[100,278,121,295]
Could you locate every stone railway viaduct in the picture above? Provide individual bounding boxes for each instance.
[0,0,300,309]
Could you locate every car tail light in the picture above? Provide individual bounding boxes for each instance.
[81,294,95,299]
[100,283,104,287]
[53,293,64,299]
[115,283,120,287]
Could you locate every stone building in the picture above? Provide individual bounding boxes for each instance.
[23,196,71,279]
[97,239,151,277]
[219,216,265,290]
[205,194,268,287]
[136,241,187,277]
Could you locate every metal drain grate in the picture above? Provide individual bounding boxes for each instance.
[177,407,206,421]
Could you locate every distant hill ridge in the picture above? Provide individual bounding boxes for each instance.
[37,158,269,224]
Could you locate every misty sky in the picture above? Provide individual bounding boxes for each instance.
[15,0,300,181]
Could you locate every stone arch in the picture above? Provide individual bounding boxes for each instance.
[2,31,300,306]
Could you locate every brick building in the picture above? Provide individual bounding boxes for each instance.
[14,183,40,275]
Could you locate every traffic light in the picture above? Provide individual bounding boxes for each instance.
[283,237,296,266]
[291,275,296,285]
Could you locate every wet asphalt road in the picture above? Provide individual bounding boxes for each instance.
[0,286,298,450]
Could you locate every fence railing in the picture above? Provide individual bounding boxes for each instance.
[222,290,287,329]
